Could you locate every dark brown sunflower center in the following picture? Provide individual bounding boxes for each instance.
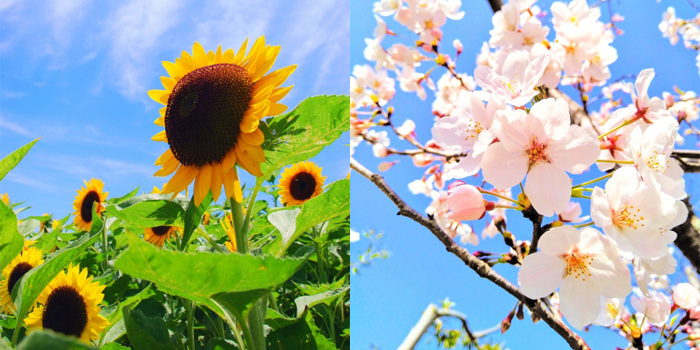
[42,285,88,338]
[8,262,33,294]
[80,191,101,223]
[151,226,171,236]
[289,172,317,201]
[165,63,254,167]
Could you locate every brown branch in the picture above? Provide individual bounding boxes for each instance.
[351,157,591,350]
[485,0,503,12]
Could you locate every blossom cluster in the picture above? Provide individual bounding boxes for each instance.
[351,0,700,343]
[659,6,700,76]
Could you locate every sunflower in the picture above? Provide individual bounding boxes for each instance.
[221,213,237,253]
[0,247,44,314]
[39,213,50,232]
[148,38,296,207]
[1,193,8,205]
[25,264,109,342]
[72,179,108,231]
[278,161,326,206]
[23,239,36,251]
[202,211,211,225]
[143,226,181,248]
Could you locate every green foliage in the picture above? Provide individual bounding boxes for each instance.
[0,138,39,182]
[261,95,349,178]
[0,96,350,350]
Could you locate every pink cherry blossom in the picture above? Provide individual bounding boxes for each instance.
[475,51,550,106]
[446,182,486,221]
[609,68,674,126]
[673,283,700,310]
[631,290,671,326]
[481,98,600,216]
[558,201,588,223]
[590,166,677,259]
[518,225,631,330]
[432,91,505,177]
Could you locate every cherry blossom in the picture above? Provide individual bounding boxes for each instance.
[481,98,599,216]
[518,225,631,330]
[432,91,505,177]
[474,51,550,106]
[594,297,626,327]
[673,283,700,310]
[558,201,588,223]
[590,166,677,259]
[630,290,671,326]
[446,181,486,221]
[610,69,674,126]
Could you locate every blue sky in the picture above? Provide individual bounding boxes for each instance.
[351,1,700,349]
[0,0,349,217]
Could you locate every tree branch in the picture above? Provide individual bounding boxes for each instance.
[351,157,591,350]
[485,0,503,12]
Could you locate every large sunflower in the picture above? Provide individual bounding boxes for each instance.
[143,226,181,248]
[72,179,108,231]
[279,161,326,206]
[149,38,296,206]
[0,247,44,314]
[25,264,109,342]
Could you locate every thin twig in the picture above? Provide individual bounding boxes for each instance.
[351,157,591,350]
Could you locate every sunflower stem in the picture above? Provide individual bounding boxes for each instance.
[186,300,196,350]
[230,197,248,254]
[195,227,224,253]
[102,222,110,270]
[241,177,264,246]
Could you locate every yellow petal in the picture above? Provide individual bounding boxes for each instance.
[194,165,212,206]
[152,130,168,142]
[240,128,265,145]
[266,103,287,116]
[155,149,174,166]
[246,145,265,163]
[154,157,179,177]
[163,61,183,78]
[255,65,296,90]
[155,116,165,126]
[147,90,169,105]
[222,149,237,173]
[240,114,260,133]
[224,169,243,203]
[251,46,280,81]
[223,48,235,63]
[251,84,274,104]
[235,146,262,177]
[159,107,167,117]
[210,162,224,202]
[269,86,293,103]
[233,38,249,65]
[214,45,223,64]
[192,42,208,69]
[160,76,176,91]
[163,165,197,194]
[180,51,195,71]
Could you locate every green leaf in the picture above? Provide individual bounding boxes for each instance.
[34,213,69,255]
[261,95,349,178]
[106,200,185,228]
[265,309,307,331]
[0,201,24,274]
[103,284,155,324]
[114,233,309,319]
[18,330,96,350]
[100,343,131,350]
[206,338,237,350]
[12,209,104,342]
[107,186,140,205]
[123,302,178,350]
[180,193,212,249]
[294,286,349,317]
[117,193,190,209]
[267,180,350,256]
[267,208,300,245]
[265,311,337,350]
[17,219,40,236]
[0,138,39,182]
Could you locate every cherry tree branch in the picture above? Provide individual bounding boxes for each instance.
[397,304,481,350]
[485,0,503,12]
[351,157,591,350]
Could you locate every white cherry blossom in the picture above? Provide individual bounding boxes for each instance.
[590,166,677,259]
[630,290,671,326]
[481,98,600,216]
[518,225,631,330]
[673,283,700,310]
[474,51,550,106]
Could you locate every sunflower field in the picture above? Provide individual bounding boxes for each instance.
[0,40,350,350]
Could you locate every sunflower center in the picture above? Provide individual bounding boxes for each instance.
[80,191,101,224]
[165,63,254,167]
[42,285,88,337]
[151,226,171,236]
[289,172,317,201]
[8,262,33,294]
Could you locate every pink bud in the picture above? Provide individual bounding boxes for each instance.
[446,184,486,221]
[447,180,466,191]
[373,144,389,158]
[664,93,675,109]
[453,39,463,54]
[689,306,700,320]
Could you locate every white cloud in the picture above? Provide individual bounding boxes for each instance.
[41,154,155,179]
[5,172,61,193]
[102,0,185,101]
[0,115,35,138]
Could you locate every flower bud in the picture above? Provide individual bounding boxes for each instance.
[446,183,486,221]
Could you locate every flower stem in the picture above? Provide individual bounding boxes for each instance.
[597,119,632,140]
[241,176,264,246]
[572,172,613,188]
[573,222,594,228]
[196,227,224,253]
[230,196,247,254]
[494,205,522,210]
[596,159,634,164]
[479,189,521,206]
[185,300,196,350]
[102,222,110,271]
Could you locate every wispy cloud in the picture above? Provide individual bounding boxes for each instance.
[0,115,35,138]
[5,172,61,193]
[40,154,155,179]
